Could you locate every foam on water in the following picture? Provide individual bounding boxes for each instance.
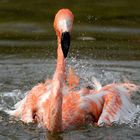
[0,90,26,110]
[125,106,140,128]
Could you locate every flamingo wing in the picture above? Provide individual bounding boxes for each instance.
[97,83,138,126]
[8,83,49,123]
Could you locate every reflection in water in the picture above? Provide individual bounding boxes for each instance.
[46,131,63,140]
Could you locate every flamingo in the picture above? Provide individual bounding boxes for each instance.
[8,9,139,133]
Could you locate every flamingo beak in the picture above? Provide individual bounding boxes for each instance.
[61,31,70,58]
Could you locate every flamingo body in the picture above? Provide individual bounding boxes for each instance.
[9,81,138,130]
[8,9,139,133]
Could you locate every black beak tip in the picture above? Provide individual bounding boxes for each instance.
[61,32,70,58]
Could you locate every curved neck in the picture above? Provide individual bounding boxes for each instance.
[48,34,65,133]
[53,34,66,81]
[56,35,65,75]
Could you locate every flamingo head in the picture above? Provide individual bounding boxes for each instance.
[54,9,74,58]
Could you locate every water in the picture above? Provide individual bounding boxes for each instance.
[0,0,140,139]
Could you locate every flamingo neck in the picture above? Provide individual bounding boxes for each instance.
[56,35,65,73]
[53,34,66,81]
[48,34,65,133]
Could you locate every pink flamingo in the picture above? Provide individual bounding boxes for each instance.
[9,9,139,133]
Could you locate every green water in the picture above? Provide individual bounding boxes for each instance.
[0,0,140,24]
[0,0,140,60]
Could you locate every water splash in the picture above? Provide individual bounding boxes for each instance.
[68,58,130,88]
[126,105,140,128]
[0,90,26,110]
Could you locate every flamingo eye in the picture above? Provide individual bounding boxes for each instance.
[66,20,72,28]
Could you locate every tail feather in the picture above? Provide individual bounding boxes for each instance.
[97,83,139,126]
[116,83,139,97]
[91,77,102,91]
[67,67,80,88]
